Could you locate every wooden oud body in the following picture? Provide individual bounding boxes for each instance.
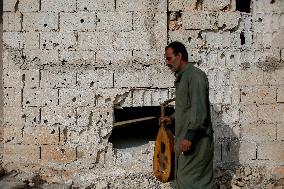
[153,99,175,183]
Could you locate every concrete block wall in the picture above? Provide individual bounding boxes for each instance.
[1,0,284,187]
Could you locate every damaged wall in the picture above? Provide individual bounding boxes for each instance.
[1,0,284,188]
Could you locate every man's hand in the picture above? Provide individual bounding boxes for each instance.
[179,139,192,153]
[159,116,173,126]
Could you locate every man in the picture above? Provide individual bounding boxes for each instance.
[161,41,213,189]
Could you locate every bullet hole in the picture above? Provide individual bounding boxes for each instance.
[107,112,110,115]
[270,0,275,4]
[236,0,251,13]
[84,7,87,10]
[80,19,84,23]
[197,32,203,39]
[6,93,8,96]
[53,43,59,48]
[188,37,192,43]
[26,101,30,104]
[258,18,262,22]
[45,103,47,106]
[51,129,55,134]
[60,149,65,153]
[230,55,235,59]
[44,120,48,124]
[68,115,71,118]
[240,33,245,45]
[72,97,76,102]
[31,78,34,80]
[43,24,47,27]
[43,44,46,47]
[21,55,26,59]
[220,53,225,59]
[90,81,95,87]
[146,54,149,56]
[241,92,247,96]
[33,117,37,122]
[22,114,26,118]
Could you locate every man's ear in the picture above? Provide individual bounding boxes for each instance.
[177,52,182,61]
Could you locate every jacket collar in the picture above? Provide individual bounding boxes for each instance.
[174,63,191,82]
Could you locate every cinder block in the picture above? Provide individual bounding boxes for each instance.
[240,123,277,142]
[168,30,206,49]
[221,105,239,125]
[113,31,153,50]
[77,107,113,127]
[41,107,76,126]
[168,0,197,11]
[40,32,76,50]
[40,69,76,89]
[3,144,40,163]
[76,69,114,89]
[114,69,151,88]
[18,0,40,12]
[258,104,284,123]
[277,87,284,103]
[3,88,22,107]
[230,69,264,86]
[239,141,256,163]
[23,49,59,65]
[4,125,23,144]
[59,50,96,65]
[151,89,169,106]
[97,11,132,32]
[221,140,240,163]
[202,0,231,11]
[263,68,284,86]
[239,104,258,124]
[41,0,76,12]
[96,50,132,64]
[258,142,284,161]
[78,32,114,50]
[254,33,273,48]
[23,88,58,107]
[132,50,163,63]
[148,65,175,88]
[3,69,22,88]
[22,126,60,145]
[23,12,58,31]
[240,86,277,105]
[3,32,40,50]
[218,12,241,30]
[60,12,98,31]
[3,12,22,32]
[182,11,215,30]
[277,122,284,141]
[3,107,40,126]
[23,69,40,89]
[116,0,166,11]
[41,146,77,164]
[59,88,96,107]
[3,0,18,11]
[271,166,284,179]
[77,0,115,11]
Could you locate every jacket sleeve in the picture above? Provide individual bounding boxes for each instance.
[184,73,208,141]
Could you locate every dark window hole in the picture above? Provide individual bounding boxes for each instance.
[109,106,175,149]
[236,0,251,13]
[240,33,245,45]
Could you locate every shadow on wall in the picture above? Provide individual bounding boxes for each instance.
[211,104,240,189]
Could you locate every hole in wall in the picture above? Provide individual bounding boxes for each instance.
[109,106,175,149]
[240,33,245,45]
[236,0,251,13]
[270,0,275,4]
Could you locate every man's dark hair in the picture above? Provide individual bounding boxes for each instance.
[166,41,188,62]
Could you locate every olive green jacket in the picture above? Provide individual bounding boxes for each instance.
[171,63,213,189]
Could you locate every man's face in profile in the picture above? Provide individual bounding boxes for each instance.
[165,47,180,73]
